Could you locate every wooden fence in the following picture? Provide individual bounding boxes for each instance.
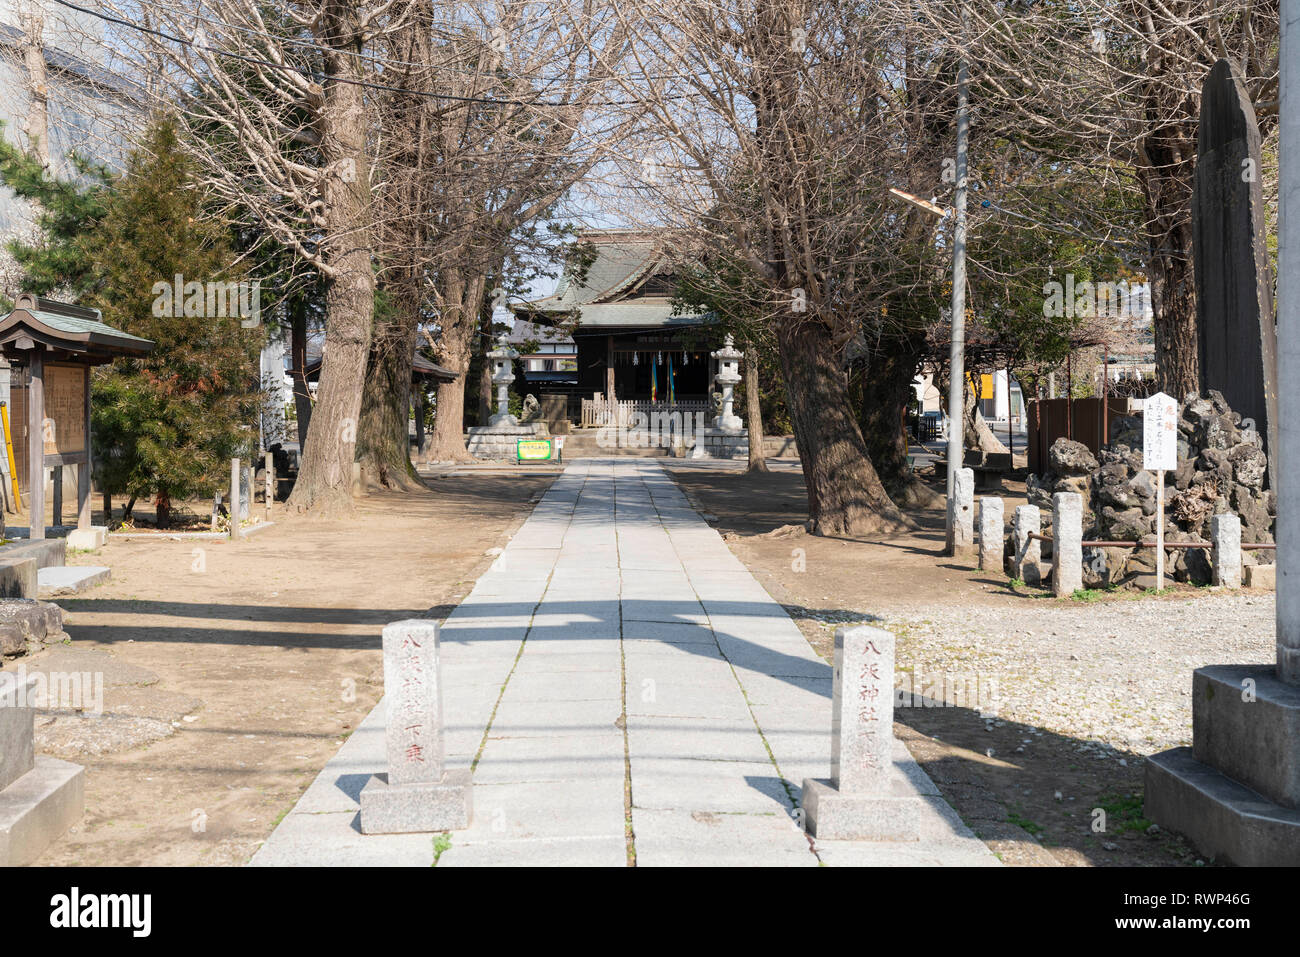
[579,398,712,429]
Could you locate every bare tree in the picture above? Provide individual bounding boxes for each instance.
[86,0,416,511]
[414,2,631,463]
[910,0,1280,396]
[606,0,959,535]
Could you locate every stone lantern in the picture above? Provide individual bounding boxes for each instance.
[487,337,518,426]
[711,335,744,431]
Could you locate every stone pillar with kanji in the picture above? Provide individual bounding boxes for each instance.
[802,624,920,841]
[360,620,472,833]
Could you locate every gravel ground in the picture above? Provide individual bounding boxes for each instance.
[866,592,1276,757]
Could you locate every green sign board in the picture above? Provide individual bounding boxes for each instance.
[516,438,556,462]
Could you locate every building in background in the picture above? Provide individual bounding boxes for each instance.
[509,229,714,427]
[0,0,139,302]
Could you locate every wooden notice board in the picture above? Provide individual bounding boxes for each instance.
[43,363,87,457]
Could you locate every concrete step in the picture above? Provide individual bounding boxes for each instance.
[37,566,110,599]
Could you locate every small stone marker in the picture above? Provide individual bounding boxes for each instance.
[802,625,919,841]
[1052,492,1083,597]
[229,458,240,540]
[1211,513,1242,588]
[1012,505,1041,585]
[0,670,84,865]
[978,497,1004,572]
[360,619,471,834]
[947,467,975,556]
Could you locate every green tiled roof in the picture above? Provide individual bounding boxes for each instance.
[0,294,155,356]
[26,310,154,346]
[513,231,708,330]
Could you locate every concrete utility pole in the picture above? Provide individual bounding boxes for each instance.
[944,3,971,553]
[1279,0,1299,685]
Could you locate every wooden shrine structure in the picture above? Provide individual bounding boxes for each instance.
[0,294,153,539]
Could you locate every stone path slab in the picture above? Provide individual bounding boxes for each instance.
[252,460,996,867]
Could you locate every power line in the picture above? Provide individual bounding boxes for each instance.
[49,0,694,108]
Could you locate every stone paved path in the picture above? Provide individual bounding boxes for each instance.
[253,460,995,866]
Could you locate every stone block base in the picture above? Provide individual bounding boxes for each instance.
[37,566,111,599]
[1244,564,1275,589]
[689,428,748,460]
[1190,665,1300,807]
[0,557,36,600]
[1145,747,1300,866]
[465,424,548,462]
[360,768,472,834]
[0,756,85,865]
[66,526,107,551]
[801,778,921,841]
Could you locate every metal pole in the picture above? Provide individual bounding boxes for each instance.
[1102,344,1110,446]
[944,5,970,553]
[1006,369,1013,454]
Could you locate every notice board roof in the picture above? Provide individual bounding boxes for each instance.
[0,293,154,362]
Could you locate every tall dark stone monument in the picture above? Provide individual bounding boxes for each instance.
[1146,44,1300,866]
[1193,58,1278,487]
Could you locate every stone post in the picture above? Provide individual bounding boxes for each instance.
[1211,513,1242,589]
[710,335,743,431]
[1012,505,1041,585]
[802,624,919,841]
[240,467,252,521]
[228,458,240,540]
[360,620,472,833]
[978,497,1004,572]
[264,450,274,519]
[946,467,975,556]
[1051,492,1082,597]
[0,670,84,865]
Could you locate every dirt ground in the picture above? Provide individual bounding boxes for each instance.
[668,459,1225,868]
[18,472,554,866]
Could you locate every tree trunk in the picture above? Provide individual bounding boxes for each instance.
[1151,247,1198,397]
[478,304,494,425]
[1139,121,1199,397]
[744,343,767,472]
[357,301,420,490]
[854,343,937,505]
[775,320,909,537]
[425,272,486,462]
[290,295,313,450]
[287,4,376,513]
[20,11,48,167]
[963,373,1009,456]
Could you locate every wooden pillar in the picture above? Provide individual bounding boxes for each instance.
[264,450,273,519]
[413,386,426,455]
[28,348,44,540]
[51,465,62,527]
[605,335,615,401]
[78,363,91,529]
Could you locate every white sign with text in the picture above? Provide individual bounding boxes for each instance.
[1143,392,1179,472]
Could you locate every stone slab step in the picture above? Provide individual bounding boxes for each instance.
[37,566,111,598]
